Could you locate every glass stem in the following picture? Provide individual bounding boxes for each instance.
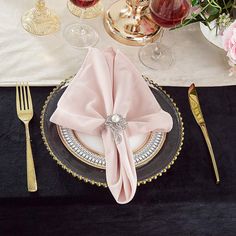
[78,8,87,36]
[152,28,165,60]
[158,28,165,44]
[36,0,46,10]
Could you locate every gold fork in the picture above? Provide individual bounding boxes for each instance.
[16,82,37,192]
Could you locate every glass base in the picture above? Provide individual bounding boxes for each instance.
[21,7,60,36]
[63,23,99,48]
[104,0,161,46]
[67,0,103,19]
[139,43,173,70]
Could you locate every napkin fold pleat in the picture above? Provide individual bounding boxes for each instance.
[50,47,173,204]
[102,130,136,204]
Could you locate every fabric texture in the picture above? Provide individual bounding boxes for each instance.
[0,0,233,87]
[0,86,236,235]
[50,48,173,204]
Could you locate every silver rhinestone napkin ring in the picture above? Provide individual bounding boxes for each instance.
[105,114,127,144]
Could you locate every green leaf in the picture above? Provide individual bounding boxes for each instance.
[191,0,199,6]
[207,13,219,22]
[171,0,235,30]
[226,1,233,8]
[206,5,220,15]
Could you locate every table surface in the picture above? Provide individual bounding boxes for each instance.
[0,0,234,87]
[1,1,236,235]
[0,85,236,235]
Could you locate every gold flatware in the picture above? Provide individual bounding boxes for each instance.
[16,82,37,192]
[188,84,220,184]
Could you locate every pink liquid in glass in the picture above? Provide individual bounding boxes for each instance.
[150,0,190,28]
[70,0,99,8]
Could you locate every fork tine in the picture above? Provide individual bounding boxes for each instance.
[23,83,28,110]
[19,83,24,110]
[16,83,20,112]
[27,83,33,111]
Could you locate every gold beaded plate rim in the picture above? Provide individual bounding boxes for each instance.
[40,76,184,187]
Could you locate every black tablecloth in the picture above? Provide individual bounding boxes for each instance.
[0,86,236,236]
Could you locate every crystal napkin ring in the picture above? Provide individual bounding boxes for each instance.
[105,114,127,144]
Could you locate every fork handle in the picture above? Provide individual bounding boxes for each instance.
[25,123,37,192]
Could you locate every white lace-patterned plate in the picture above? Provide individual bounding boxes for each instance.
[57,126,166,170]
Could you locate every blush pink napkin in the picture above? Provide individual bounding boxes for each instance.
[50,47,173,204]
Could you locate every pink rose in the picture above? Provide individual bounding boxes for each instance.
[223,21,236,64]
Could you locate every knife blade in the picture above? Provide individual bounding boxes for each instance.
[188,83,220,184]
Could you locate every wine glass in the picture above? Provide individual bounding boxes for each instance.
[67,0,103,19]
[21,0,60,36]
[139,0,191,70]
[64,0,100,48]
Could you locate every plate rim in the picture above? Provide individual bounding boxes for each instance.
[40,76,184,187]
[56,125,167,170]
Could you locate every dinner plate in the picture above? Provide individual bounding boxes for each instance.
[41,77,184,187]
[57,125,166,169]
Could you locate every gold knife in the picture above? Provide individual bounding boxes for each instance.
[188,83,220,184]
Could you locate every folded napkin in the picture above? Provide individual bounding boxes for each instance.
[50,47,173,204]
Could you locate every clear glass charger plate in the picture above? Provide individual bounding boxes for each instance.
[40,77,184,187]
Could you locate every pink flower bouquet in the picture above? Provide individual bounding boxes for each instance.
[223,21,236,76]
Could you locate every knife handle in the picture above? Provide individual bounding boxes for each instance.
[200,124,220,184]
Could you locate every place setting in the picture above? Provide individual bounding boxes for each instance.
[40,47,184,203]
[3,1,236,234]
[4,0,232,205]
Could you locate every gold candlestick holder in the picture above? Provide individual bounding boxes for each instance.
[67,0,103,19]
[21,0,60,36]
[104,0,161,46]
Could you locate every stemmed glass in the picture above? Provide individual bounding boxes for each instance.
[64,0,100,48]
[21,0,60,36]
[67,0,103,19]
[139,0,191,70]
